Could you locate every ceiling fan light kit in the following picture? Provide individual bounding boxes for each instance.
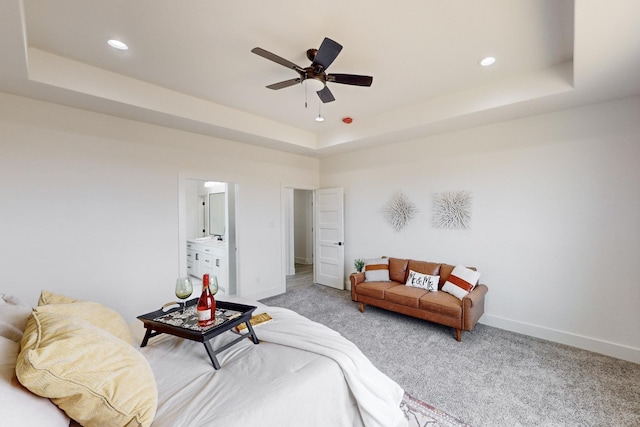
[480,56,496,66]
[107,39,128,50]
[251,37,373,104]
[304,78,325,93]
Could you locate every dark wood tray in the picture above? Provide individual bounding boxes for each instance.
[137,298,259,369]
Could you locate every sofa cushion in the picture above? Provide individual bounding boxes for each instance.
[438,264,455,287]
[419,292,462,318]
[442,265,481,300]
[356,282,398,300]
[405,270,440,292]
[385,286,428,308]
[388,258,409,283]
[364,258,390,282]
[407,260,440,277]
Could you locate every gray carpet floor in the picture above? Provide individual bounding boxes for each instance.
[260,283,640,427]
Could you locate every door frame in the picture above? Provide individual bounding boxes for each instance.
[280,184,317,294]
[178,172,240,295]
[280,184,345,293]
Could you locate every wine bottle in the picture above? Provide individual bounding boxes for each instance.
[197,274,216,327]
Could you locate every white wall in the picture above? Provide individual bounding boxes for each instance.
[2,90,638,363]
[320,95,640,363]
[0,92,319,321]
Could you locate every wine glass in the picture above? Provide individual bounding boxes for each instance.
[175,277,193,314]
[210,275,219,295]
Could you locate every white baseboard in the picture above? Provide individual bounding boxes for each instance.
[480,314,640,364]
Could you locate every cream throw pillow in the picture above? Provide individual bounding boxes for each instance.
[36,291,132,344]
[34,301,133,344]
[38,290,78,306]
[16,310,157,427]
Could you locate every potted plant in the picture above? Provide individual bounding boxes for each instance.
[354,259,365,273]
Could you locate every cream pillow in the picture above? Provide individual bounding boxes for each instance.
[16,310,157,427]
[36,291,132,344]
[38,290,78,306]
[34,301,132,344]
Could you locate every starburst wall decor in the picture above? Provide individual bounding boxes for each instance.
[384,192,418,231]
[432,191,472,229]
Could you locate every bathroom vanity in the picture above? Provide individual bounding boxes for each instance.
[187,238,228,296]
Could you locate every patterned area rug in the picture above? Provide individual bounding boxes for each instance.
[402,392,471,427]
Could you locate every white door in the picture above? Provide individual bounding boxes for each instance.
[314,188,344,289]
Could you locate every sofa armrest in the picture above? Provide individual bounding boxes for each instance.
[350,272,365,301]
[462,284,488,332]
[463,284,488,308]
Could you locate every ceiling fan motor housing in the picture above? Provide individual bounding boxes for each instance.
[306,48,318,62]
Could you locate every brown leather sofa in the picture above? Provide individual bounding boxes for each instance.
[350,257,488,341]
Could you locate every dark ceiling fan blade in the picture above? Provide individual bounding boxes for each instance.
[316,86,335,103]
[251,47,303,71]
[266,78,301,90]
[327,74,373,87]
[312,38,343,70]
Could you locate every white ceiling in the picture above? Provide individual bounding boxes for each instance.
[1,0,639,156]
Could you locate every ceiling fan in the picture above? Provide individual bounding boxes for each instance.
[251,37,373,103]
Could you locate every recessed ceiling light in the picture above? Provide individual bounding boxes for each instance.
[107,39,128,50]
[480,57,496,67]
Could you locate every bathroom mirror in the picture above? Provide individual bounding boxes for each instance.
[209,192,225,237]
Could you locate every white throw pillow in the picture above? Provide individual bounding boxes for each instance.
[405,270,440,292]
[442,265,481,300]
[0,294,32,343]
[364,258,390,282]
[0,337,70,426]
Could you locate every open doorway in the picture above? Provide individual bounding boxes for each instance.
[285,189,314,291]
[283,186,345,292]
[178,176,238,298]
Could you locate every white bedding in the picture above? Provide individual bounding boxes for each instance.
[133,300,407,427]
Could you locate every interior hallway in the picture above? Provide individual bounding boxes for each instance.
[286,263,313,291]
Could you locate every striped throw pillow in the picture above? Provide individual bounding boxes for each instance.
[364,258,390,282]
[442,265,481,300]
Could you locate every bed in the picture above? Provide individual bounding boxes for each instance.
[0,292,407,427]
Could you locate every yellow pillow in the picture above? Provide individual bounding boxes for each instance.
[38,290,77,305]
[16,311,157,427]
[36,291,132,344]
[33,302,133,344]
